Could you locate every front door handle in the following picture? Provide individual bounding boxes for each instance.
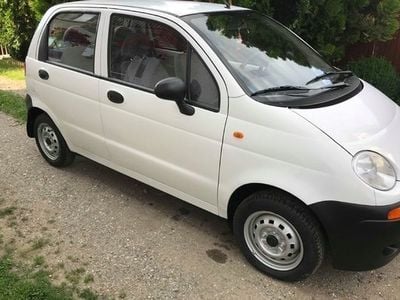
[107,90,124,104]
[38,69,49,80]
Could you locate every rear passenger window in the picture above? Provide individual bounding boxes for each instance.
[47,13,99,73]
[109,14,188,90]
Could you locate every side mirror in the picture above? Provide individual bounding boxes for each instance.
[155,77,195,116]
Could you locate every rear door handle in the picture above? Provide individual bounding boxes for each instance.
[38,69,49,80]
[107,90,124,104]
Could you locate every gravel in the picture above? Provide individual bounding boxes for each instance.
[0,111,399,299]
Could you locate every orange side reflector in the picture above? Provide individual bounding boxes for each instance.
[388,207,400,220]
[233,131,244,139]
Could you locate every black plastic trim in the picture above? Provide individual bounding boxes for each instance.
[310,201,400,271]
[25,94,32,111]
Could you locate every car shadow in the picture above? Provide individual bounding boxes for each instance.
[62,155,397,291]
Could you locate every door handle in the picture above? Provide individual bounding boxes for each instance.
[107,90,124,104]
[38,69,49,80]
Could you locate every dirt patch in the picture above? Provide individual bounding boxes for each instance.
[0,77,26,97]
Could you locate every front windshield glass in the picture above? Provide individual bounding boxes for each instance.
[184,11,354,101]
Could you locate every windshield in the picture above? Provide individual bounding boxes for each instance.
[184,11,360,107]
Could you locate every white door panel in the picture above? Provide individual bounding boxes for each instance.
[99,81,226,205]
[34,63,108,158]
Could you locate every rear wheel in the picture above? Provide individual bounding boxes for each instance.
[233,190,325,282]
[34,114,75,167]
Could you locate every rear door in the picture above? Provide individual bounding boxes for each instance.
[98,11,228,213]
[32,9,108,159]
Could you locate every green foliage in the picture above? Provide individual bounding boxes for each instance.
[30,0,68,21]
[348,57,400,103]
[0,90,27,122]
[0,0,71,61]
[0,0,37,61]
[214,0,400,62]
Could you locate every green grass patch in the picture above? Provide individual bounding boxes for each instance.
[83,274,94,284]
[0,90,26,122]
[31,238,50,251]
[0,253,100,299]
[0,58,24,81]
[65,267,86,286]
[33,255,45,266]
[0,254,74,300]
[0,206,17,218]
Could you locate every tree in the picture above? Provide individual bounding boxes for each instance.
[205,0,400,62]
[0,0,37,61]
[0,0,71,61]
[30,0,69,20]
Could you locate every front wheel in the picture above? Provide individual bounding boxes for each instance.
[34,114,75,167]
[233,190,325,282]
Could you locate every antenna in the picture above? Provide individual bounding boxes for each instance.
[223,0,231,9]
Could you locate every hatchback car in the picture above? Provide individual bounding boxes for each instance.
[25,0,400,281]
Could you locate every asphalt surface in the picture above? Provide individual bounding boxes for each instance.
[0,111,399,299]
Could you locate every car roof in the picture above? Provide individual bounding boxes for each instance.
[65,0,248,17]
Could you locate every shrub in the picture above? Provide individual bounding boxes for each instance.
[348,57,400,103]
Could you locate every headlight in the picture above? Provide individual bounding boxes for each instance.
[352,151,397,191]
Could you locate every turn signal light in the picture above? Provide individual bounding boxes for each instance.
[233,131,244,139]
[388,207,400,220]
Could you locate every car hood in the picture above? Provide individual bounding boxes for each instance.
[292,81,400,174]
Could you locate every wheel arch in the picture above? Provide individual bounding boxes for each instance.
[27,106,48,138]
[227,183,329,247]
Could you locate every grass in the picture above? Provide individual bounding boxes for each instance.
[0,58,24,81]
[0,206,16,218]
[0,254,74,300]
[0,245,100,300]
[0,90,26,122]
[31,238,50,251]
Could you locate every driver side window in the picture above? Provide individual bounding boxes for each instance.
[109,14,187,90]
[108,14,220,111]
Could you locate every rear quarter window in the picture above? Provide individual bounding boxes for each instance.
[44,12,99,73]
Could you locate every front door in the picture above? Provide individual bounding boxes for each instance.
[98,12,228,212]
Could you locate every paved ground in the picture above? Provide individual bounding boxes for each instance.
[0,111,399,299]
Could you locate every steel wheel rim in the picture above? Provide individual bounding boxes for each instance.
[37,123,60,161]
[244,211,304,271]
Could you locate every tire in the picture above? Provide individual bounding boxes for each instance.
[34,114,75,167]
[233,190,325,282]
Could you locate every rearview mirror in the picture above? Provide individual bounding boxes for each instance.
[155,77,195,116]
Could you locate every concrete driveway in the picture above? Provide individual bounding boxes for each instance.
[0,112,398,299]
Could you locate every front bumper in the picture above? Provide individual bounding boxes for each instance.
[310,201,400,271]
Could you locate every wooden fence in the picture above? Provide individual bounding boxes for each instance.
[346,31,400,73]
[0,45,10,58]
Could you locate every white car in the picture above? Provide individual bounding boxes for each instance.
[25,0,400,281]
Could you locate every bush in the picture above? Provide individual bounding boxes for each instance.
[348,57,400,103]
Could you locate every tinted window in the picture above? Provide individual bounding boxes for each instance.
[109,14,188,90]
[48,13,99,73]
[188,50,219,111]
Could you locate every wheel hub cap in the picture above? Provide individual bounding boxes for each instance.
[37,123,60,160]
[244,211,304,271]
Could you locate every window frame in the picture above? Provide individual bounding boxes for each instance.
[107,13,220,112]
[39,10,101,75]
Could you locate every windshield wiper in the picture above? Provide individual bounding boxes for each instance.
[251,86,310,97]
[306,70,353,85]
[251,83,349,97]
